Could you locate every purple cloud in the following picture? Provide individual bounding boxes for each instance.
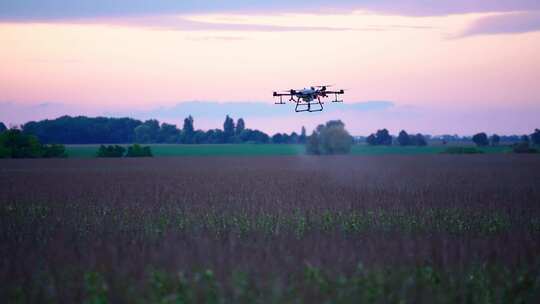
[1,1,540,22]
[102,15,353,32]
[458,11,540,37]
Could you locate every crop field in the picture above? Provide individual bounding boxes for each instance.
[1,155,540,303]
[65,143,512,158]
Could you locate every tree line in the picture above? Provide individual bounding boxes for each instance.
[363,128,540,147]
[15,115,307,145]
[365,129,427,146]
[3,118,540,149]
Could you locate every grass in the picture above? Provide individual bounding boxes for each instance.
[65,143,513,158]
[66,144,306,158]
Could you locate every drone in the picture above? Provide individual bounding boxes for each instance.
[273,85,345,112]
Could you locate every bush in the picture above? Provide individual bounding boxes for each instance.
[42,144,67,158]
[306,121,353,155]
[472,133,489,146]
[126,144,153,157]
[97,145,126,157]
[0,129,66,158]
[442,147,484,154]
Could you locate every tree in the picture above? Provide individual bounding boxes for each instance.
[397,130,410,146]
[414,134,427,146]
[134,124,152,143]
[367,129,392,146]
[193,130,208,144]
[532,129,540,146]
[22,116,142,144]
[0,122,6,133]
[306,131,320,155]
[376,129,392,145]
[319,121,353,154]
[158,123,181,143]
[289,132,299,144]
[472,133,489,146]
[239,129,269,143]
[0,129,42,158]
[306,120,353,154]
[490,134,500,146]
[181,115,195,144]
[521,135,530,144]
[0,129,65,158]
[299,126,307,144]
[205,129,225,144]
[272,133,285,144]
[366,134,377,146]
[223,115,235,143]
[236,118,245,136]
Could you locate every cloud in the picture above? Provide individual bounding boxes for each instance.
[119,101,395,120]
[0,100,393,125]
[186,36,249,42]
[457,11,540,37]
[1,1,540,22]
[104,15,353,32]
[0,101,102,126]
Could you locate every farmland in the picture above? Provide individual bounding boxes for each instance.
[65,143,513,158]
[1,155,539,303]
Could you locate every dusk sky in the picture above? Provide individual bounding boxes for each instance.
[1,1,539,135]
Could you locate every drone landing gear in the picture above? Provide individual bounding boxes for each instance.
[295,98,324,113]
[332,92,343,103]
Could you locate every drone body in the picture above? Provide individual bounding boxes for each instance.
[273,85,345,112]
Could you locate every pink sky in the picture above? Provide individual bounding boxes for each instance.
[1,5,539,135]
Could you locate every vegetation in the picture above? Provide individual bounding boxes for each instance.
[397,130,427,146]
[96,145,126,157]
[472,132,489,146]
[532,129,540,146]
[366,129,392,145]
[490,134,500,146]
[126,144,153,157]
[0,129,66,158]
[1,155,539,303]
[20,115,288,145]
[96,144,152,157]
[23,116,142,144]
[512,142,538,154]
[306,120,353,154]
[442,147,484,154]
[64,144,515,158]
[0,122,6,133]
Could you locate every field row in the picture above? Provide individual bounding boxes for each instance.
[1,155,539,303]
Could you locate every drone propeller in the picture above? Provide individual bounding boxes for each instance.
[315,84,334,88]
[275,89,298,95]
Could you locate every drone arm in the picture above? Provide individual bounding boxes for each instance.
[323,90,344,94]
[273,92,294,97]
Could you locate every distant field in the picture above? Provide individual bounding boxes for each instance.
[66,143,513,157]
